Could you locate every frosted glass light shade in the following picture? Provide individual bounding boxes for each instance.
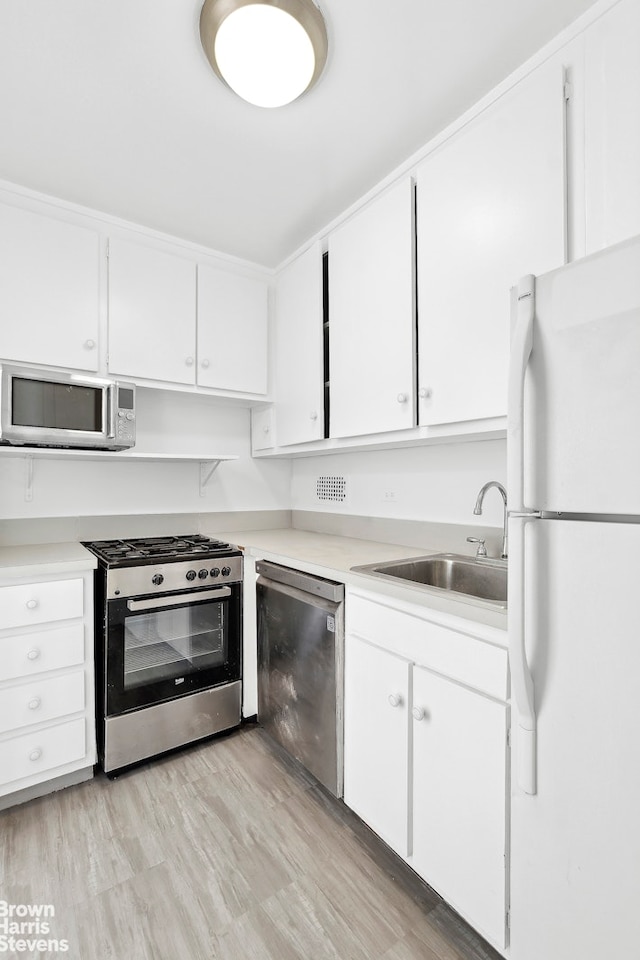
[200,0,328,108]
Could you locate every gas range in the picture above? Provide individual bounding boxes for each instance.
[83,534,244,597]
[85,533,243,773]
[83,534,240,566]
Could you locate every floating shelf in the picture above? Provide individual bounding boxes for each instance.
[0,447,238,500]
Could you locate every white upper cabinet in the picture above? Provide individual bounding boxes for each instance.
[197,266,268,395]
[0,203,100,372]
[329,177,415,439]
[416,57,566,427]
[108,237,197,385]
[274,242,324,446]
[584,0,640,254]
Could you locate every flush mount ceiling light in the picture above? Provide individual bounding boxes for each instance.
[200,0,328,108]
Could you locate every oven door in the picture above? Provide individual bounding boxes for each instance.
[104,585,241,716]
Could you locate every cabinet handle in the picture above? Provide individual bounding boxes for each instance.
[29,748,42,762]
[388,693,402,708]
[263,426,270,434]
[185,357,194,366]
[310,411,318,421]
[418,387,432,400]
[201,359,210,369]
[412,706,426,722]
[397,393,408,404]
[26,599,38,610]
[27,649,41,661]
[28,697,42,711]
[84,338,96,350]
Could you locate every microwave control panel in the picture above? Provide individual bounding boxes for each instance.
[116,385,136,446]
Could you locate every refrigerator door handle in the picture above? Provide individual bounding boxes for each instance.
[508,274,535,513]
[509,513,537,795]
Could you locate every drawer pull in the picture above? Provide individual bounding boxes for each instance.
[26,599,38,610]
[29,747,42,762]
[412,706,426,722]
[388,693,403,708]
[28,697,42,711]
[27,649,41,661]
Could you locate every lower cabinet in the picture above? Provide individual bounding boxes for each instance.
[0,569,96,806]
[343,636,411,857]
[411,665,508,945]
[344,589,509,949]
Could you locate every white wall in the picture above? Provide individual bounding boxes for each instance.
[0,389,291,520]
[290,438,507,528]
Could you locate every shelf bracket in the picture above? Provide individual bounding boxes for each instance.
[25,455,34,503]
[199,459,222,497]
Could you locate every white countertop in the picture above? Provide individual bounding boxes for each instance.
[218,527,508,633]
[0,542,97,579]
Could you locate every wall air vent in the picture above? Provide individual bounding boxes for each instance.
[316,476,347,503]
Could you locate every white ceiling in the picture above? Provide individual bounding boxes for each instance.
[0,0,599,268]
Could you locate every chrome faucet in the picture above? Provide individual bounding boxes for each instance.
[473,481,508,560]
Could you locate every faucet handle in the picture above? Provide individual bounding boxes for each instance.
[466,537,488,558]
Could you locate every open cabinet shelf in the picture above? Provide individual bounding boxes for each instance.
[0,447,238,500]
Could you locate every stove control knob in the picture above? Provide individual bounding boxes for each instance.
[152,573,164,586]
[186,570,197,581]
[221,566,231,577]
[198,568,208,580]
[210,567,220,578]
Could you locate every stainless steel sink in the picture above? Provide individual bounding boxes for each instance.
[351,553,508,607]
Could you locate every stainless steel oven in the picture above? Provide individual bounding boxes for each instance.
[84,536,242,774]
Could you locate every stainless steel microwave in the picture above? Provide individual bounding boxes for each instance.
[0,364,136,450]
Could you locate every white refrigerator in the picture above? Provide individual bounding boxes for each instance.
[507,233,640,960]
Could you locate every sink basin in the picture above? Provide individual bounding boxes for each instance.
[351,553,507,607]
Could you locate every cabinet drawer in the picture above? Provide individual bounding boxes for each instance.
[1,578,84,629]
[0,672,85,734]
[348,594,508,700]
[0,718,86,787]
[0,624,85,682]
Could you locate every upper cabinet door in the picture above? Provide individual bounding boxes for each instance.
[329,177,415,439]
[416,58,566,427]
[274,242,324,446]
[197,266,268,394]
[584,0,640,254]
[0,203,100,372]
[108,237,196,385]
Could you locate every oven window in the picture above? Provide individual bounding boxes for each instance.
[123,603,226,690]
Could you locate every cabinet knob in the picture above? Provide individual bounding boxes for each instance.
[412,706,426,722]
[28,697,41,711]
[418,387,432,400]
[263,425,270,434]
[388,693,402,708]
[29,748,42,762]
[201,359,210,369]
[310,411,318,421]
[397,393,408,404]
[26,599,38,610]
[84,339,96,350]
[185,357,194,366]
[27,649,40,661]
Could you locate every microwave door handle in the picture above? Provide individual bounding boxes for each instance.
[127,587,232,611]
[106,384,116,440]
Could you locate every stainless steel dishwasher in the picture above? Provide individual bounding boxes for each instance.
[256,560,344,798]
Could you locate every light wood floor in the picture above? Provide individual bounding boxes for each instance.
[1,724,503,960]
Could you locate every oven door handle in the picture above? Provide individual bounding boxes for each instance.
[126,587,231,612]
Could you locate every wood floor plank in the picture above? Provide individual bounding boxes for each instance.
[0,724,503,960]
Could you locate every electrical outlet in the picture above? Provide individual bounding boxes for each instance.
[383,490,397,502]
